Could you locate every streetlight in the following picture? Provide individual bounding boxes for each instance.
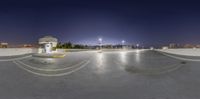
[98,38,102,50]
[136,44,139,49]
[122,40,125,45]
[121,40,125,49]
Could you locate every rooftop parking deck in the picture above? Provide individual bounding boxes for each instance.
[0,50,200,99]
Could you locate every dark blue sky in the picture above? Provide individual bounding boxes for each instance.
[0,0,200,47]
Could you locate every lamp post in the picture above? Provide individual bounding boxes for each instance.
[98,38,102,50]
[136,44,139,49]
[122,40,125,49]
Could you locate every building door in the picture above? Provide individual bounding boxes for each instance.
[45,43,52,53]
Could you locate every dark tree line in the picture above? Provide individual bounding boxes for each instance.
[56,42,87,49]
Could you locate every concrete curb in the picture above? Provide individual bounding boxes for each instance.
[155,50,200,61]
[32,53,65,58]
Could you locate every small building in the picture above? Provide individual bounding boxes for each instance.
[196,45,200,48]
[150,46,154,50]
[169,43,176,48]
[38,36,58,53]
[162,46,168,50]
[184,44,194,48]
[23,44,32,48]
[0,43,8,48]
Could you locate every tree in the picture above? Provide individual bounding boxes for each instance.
[56,42,62,48]
[73,44,84,49]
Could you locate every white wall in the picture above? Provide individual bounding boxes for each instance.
[0,48,38,56]
[156,48,200,56]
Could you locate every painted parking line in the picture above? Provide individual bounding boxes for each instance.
[0,55,32,62]
[114,60,183,75]
[15,59,89,71]
[159,52,200,62]
[13,60,90,77]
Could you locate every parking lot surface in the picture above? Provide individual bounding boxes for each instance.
[0,50,200,99]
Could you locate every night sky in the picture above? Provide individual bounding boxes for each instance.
[1,0,200,47]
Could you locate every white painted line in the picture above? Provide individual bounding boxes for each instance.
[114,60,183,74]
[160,52,200,62]
[158,64,183,74]
[114,60,181,70]
[13,60,90,77]
[15,59,88,71]
[0,55,32,62]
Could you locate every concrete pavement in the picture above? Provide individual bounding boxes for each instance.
[0,50,200,99]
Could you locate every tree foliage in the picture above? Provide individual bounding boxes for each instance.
[56,42,86,49]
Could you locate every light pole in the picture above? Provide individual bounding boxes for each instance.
[98,38,102,50]
[122,40,125,49]
[136,44,139,49]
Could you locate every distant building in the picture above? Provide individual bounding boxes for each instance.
[169,43,175,48]
[103,45,113,49]
[150,47,154,50]
[162,46,168,49]
[0,42,8,48]
[196,45,200,48]
[23,44,32,48]
[184,44,194,48]
[169,43,180,48]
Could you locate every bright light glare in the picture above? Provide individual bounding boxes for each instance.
[96,53,106,74]
[136,49,140,53]
[97,53,103,67]
[135,50,141,62]
[120,51,127,63]
[122,40,125,44]
[98,38,102,42]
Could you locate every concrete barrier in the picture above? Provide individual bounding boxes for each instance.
[156,48,200,56]
[56,49,95,53]
[56,49,147,53]
[0,48,38,56]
